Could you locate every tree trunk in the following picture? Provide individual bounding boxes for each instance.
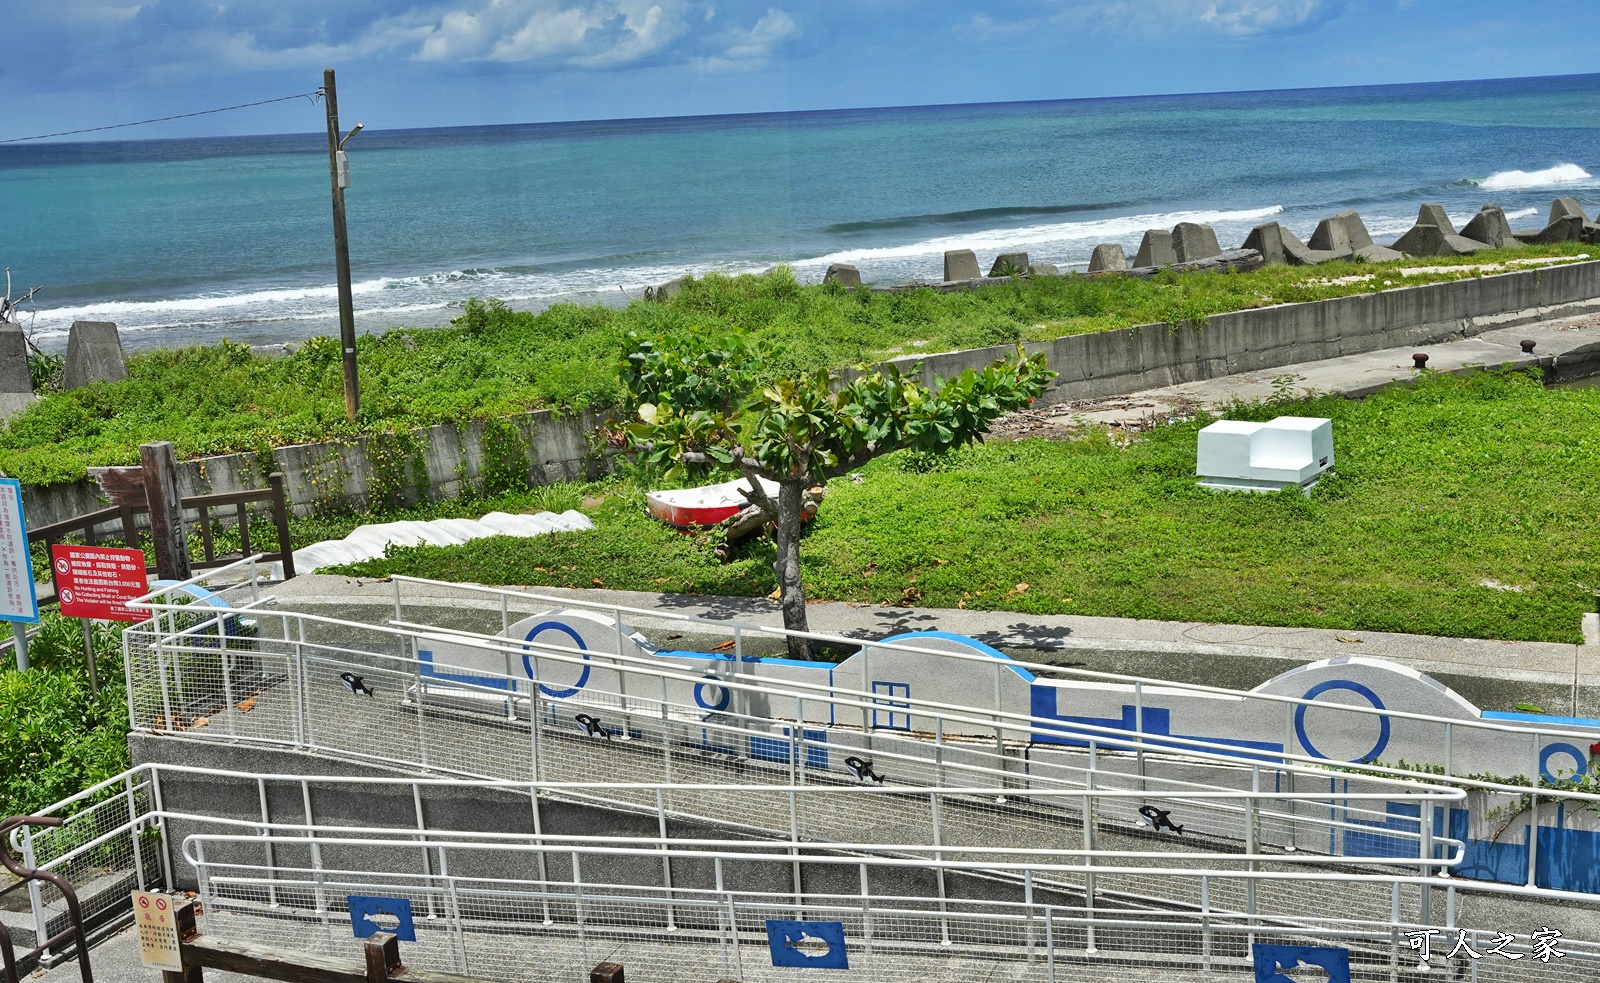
[772,479,812,661]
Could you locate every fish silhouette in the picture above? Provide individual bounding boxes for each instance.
[339,672,374,697]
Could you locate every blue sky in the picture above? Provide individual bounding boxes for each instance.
[6,0,1600,140]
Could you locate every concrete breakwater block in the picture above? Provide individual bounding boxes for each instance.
[64,320,129,389]
[1354,243,1405,263]
[1134,229,1176,268]
[989,251,1030,276]
[1307,210,1374,257]
[1460,205,1521,249]
[1171,222,1221,264]
[1241,222,1341,266]
[1391,222,1488,257]
[944,249,981,282]
[1416,202,1456,236]
[0,321,36,421]
[824,263,862,288]
[1028,262,1059,277]
[1088,243,1127,272]
[1510,199,1590,244]
[650,276,688,301]
[1551,197,1589,224]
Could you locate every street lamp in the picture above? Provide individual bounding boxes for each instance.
[322,68,364,422]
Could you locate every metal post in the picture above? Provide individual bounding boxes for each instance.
[1082,784,1096,956]
[126,772,147,892]
[20,825,48,961]
[412,782,439,920]
[654,787,676,931]
[80,619,98,695]
[11,622,29,671]
[258,777,278,907]
[1133,681,1145,780]
[322,67,360,422]
[858,863,873,956]
[929,790,951,945]
[1200,875,1212,973]
[1044,905,1055,983]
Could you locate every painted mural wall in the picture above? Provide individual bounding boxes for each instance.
[416,608,1600,895]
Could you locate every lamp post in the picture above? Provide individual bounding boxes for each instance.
[322,67,364,422]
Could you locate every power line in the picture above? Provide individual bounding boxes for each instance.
[0,91,323,145]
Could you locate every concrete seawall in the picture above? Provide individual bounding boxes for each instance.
[22,260,1600,528]
[885,257,1600,403]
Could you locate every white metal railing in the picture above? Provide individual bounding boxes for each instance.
[13,760,1597,981]
[179,828,1600,983]
[120,586,1469,873]
[148,562,1600,880]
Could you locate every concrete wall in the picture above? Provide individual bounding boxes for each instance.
[883,258,1600,403]
[23,406,611,529]
[23,260,1600,528]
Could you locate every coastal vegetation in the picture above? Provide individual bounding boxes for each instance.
[617,330,1052,658]
[0,615,128,817]
[1,242,1589,486]
[326,369,1598,645]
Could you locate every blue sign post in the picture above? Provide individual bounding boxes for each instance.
[0,478,40,670]
[1253,943,1351,983]
[766,920,848,969]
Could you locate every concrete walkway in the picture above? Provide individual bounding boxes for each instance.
[1000,310,1600,433]
[272,574,1600,720]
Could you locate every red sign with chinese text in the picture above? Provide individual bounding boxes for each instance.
[51,545,149,622]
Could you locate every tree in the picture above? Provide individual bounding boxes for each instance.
[619,329,1056,660]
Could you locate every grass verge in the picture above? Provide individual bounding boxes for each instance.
[3,244,1590,486]
[320,369,1599,645]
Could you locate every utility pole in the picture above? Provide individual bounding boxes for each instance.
[322,68,362,422]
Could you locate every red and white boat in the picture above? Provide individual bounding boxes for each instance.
[646,476,780,528]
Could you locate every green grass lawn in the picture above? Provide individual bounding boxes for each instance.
[4,244,1588,486]
[321,369,1600,644]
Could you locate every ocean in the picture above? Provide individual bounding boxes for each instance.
[4,73,1599,352]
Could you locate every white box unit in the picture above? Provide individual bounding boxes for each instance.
[1196,416,1333,493]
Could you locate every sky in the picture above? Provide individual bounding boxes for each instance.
[6,0,1600,140]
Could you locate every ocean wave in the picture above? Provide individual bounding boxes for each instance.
[22,259,763,341]
[1474,163,1594,192]
[794,205,1285,267]
[824,202,1134,235]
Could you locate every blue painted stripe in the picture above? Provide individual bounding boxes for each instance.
[1482,710,1600,729]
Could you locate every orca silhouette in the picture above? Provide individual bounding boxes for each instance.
[574,712,611,740]
[1138,805,1185,835]
[844,756,886,784]
[339,672,374,697]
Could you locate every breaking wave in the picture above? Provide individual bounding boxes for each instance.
[1475,164,1593,192]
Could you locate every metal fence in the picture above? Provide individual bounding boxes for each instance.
[179,828,1600,983]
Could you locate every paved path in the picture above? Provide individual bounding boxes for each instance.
[994,311,1600,434]
[271,575,1600,718]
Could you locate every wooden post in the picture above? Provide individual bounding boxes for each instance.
[268,472,296,579]
[590,962,624,983]
[364,932,400,982]
[140,441,191,581]
[323,67,360,423]
[163,898,203,983]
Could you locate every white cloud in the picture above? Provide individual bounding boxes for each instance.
[1061,0,1349,39]
[374,0,693,65]
[691,6,798,71]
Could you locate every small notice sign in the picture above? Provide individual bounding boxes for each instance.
[0,478,39,624]
[51,544,148,622]
[132,890,183,971]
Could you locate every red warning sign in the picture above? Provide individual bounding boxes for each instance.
[51,545,149,622]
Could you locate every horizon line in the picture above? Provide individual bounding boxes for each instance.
[5,70,1598,149]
